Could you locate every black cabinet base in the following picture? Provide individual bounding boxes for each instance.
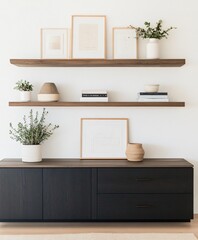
[0,159,194,222]
[0,219,192,222]
[97,194,193,221]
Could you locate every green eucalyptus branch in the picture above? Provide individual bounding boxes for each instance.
[14,80,33,91]
[9,108,59,145]
[130,20,176,40]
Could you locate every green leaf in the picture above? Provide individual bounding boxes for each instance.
[9,108,59,145]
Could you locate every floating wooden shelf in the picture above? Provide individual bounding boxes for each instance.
[9,101,185,107]
[10,59,186,67]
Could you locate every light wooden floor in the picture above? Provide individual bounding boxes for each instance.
[0,215,197,237]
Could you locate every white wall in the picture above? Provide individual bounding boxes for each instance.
[0,0,198,212]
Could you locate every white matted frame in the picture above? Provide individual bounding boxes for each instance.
[71,15,106,59]
[113,27,138,59]
[80,118,128,159]
[41,28,69,59]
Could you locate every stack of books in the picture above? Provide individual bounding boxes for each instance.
[137,92,169,102]
[80,90,108,102]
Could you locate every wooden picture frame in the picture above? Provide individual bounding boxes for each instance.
[71,15,106,59]
[41,28,69,59]
[80,118,128,159]
[112,27,138,59]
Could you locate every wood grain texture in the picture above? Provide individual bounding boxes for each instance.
[43,168,91,220]
[0,158,193,168]
[0,169,42,220]
[10,59,186,67]
[91,169,98,220]
[97,194,193,220]
[98,168,193,194]
[9,101,185,107]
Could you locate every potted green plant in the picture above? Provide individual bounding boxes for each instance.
[130,20,176,59]
[9,108,59,162]
[14,80,33,102]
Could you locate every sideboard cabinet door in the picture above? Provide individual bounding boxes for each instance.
[0,169,42,220]
[43,168,91,220]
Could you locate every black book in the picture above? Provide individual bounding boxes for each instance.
[82,94,108,97]
[139,92,168,95]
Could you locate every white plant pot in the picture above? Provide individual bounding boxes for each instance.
[20,91,31,102]
[22,145,42,163]
[146,39,160,59]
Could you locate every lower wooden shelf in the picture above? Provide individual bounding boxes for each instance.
[9,101,185,107]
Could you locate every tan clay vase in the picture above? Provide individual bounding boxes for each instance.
[38,82,60,102]
[126,143,145,162]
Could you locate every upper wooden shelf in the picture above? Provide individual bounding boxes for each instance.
[9,101,185,107]
[10,59,186,67]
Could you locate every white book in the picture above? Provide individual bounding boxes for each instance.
[80,97,109,102]
[138,95,169,99]
[138,98,169,102]
[82,89,107,94]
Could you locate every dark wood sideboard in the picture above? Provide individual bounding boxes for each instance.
[0,158,193,222]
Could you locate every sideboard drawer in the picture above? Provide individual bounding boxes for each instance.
[98,168,193,194]
[97,194,193,220]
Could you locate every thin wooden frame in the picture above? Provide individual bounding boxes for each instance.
[71,15,106,59]
[80,118,129,159]
[41,28,69,59]
[112,27,138,59]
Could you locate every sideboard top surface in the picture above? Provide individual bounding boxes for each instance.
[0,158,193,168]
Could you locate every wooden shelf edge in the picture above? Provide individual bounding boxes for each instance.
[0,158,192,168]
[10,59,186,67]
[9,102,185,107]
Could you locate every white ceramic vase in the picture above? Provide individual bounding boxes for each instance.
[146,38,160,59]
[20,91,31,102]
[22,145,42,163]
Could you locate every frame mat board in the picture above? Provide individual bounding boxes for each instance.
[113,27,138,59]
[0,233,197,240]
[71,15,106,59]
[41,28,69,59]
[80,118,128,159]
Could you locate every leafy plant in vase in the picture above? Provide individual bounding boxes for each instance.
[14,80,33,102]
[9,108,59,162]
[130,20,176,59]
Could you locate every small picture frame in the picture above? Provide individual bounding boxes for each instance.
[71,15,106,59]
[113,27,138,59]
[41,28,69,59]
[80,118,128,159]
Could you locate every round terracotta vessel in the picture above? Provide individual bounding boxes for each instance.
[126,143,145,162]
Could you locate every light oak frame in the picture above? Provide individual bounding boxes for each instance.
[40,28,69,59]
[112,27,138,59]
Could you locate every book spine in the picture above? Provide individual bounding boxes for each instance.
[82,94,107,97]
[139,92,168,95]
